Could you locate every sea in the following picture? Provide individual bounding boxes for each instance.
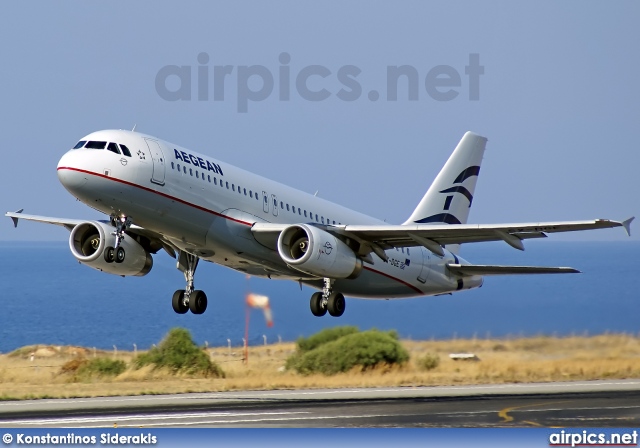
[0,240,637,353]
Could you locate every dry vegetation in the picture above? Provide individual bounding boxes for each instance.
[1,333,640,400]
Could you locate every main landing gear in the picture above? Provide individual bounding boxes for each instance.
[172,251,208,315]
[310,278,346,318]
[104,214,131,264]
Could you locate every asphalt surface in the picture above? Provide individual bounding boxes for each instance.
[1,380,639,427]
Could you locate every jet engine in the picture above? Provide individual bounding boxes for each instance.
[277,224,362,279]
[69,221,153,276]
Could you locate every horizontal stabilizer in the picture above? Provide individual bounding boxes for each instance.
[447,264,580,276]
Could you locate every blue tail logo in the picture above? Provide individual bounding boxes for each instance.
[414,166,480,224]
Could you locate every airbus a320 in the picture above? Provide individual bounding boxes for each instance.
[6,131,633,317]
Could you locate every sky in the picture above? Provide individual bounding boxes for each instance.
[1,1,638,242]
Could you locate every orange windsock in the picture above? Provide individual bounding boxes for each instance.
[246,293,274,327]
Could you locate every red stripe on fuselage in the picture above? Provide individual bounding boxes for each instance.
[57,166,424,295]
[362,266,423,294]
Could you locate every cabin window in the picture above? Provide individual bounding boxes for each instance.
[213,177,217,185]
[321,217,325,224]
[208,175,211,182]
[196,171,199,179]
[299,209,302,215]
[73,141,86,149]
[243,188,247,195]
[291,206,296,213]
[407,248,410,255]
[183,166,186,173]
[232,184,235,191]
[171,162,175,169]
[315,214,318,221]
[189,168,193,176]
[286,204,290,211]
[85,141,106,149]
[304,210,307,218]
[249,191,253,198]
[119,144,132,157]
[226,182,229,189]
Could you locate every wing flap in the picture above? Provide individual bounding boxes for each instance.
[447,263,580,276]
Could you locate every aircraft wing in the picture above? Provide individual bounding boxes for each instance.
[6,210,86,231]
[252,217,633,259]
[5,210,176,258]
[446,264,580,276]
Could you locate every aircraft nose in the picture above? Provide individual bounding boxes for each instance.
[57,151,87,191]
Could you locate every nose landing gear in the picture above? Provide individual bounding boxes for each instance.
[104,214,131,264]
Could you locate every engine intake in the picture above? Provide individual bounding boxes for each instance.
[69,221,153,276]
[277,224,362,279]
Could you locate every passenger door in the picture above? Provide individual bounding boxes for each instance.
[145,139,166,186]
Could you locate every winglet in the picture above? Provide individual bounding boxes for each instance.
[622,217,634,236]
[9,209,24,228]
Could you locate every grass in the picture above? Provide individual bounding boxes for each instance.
[1,333,639,400]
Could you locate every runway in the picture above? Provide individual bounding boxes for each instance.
[1,380,639,427]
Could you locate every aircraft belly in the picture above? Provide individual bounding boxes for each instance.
[205,216,303,278]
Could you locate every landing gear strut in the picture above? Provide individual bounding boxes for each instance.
[104,214,131,264]
[173,251,208,315]
[309,278,346,317]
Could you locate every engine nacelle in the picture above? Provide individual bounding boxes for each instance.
[69,221,153,276]
[277,224,362,279]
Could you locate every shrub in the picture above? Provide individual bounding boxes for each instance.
[60,357,126,381]
[295,326,360,352]
[135,328,224,377]
[78,358,126,376]
[287,329,409,375]
[416,353,440,371]
[59,357,88,375]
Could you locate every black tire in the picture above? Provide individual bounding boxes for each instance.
[327,292,346,317]
[172,290,189,314]
[310,292,327,317]
[103,246,115,263]
[189,290,208,315]
[115,247,126,263]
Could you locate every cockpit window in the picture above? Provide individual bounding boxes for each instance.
[73,141,86,149]
[119,144,132,157]
[85,141,107,149]
[107,142,121,155]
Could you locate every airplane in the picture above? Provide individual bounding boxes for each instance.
[6,130,633,318]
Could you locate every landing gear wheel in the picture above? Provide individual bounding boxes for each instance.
[103,246,115,263]
[115,247,126,263]
[172,290,188,314]
[327,292,346,317]
[189,290,208,315]
[310,292,327,317]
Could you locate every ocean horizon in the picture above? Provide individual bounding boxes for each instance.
[0,240,637,353]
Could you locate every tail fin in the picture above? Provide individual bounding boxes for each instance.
[404,131,487,226]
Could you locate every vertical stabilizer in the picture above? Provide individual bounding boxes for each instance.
[404,132,487,227]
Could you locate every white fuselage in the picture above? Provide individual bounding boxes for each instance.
[56,129,478,298]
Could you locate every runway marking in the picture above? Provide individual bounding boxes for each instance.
[71,414,430,428]
[4,411,310,426]
[499,401,568,424]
